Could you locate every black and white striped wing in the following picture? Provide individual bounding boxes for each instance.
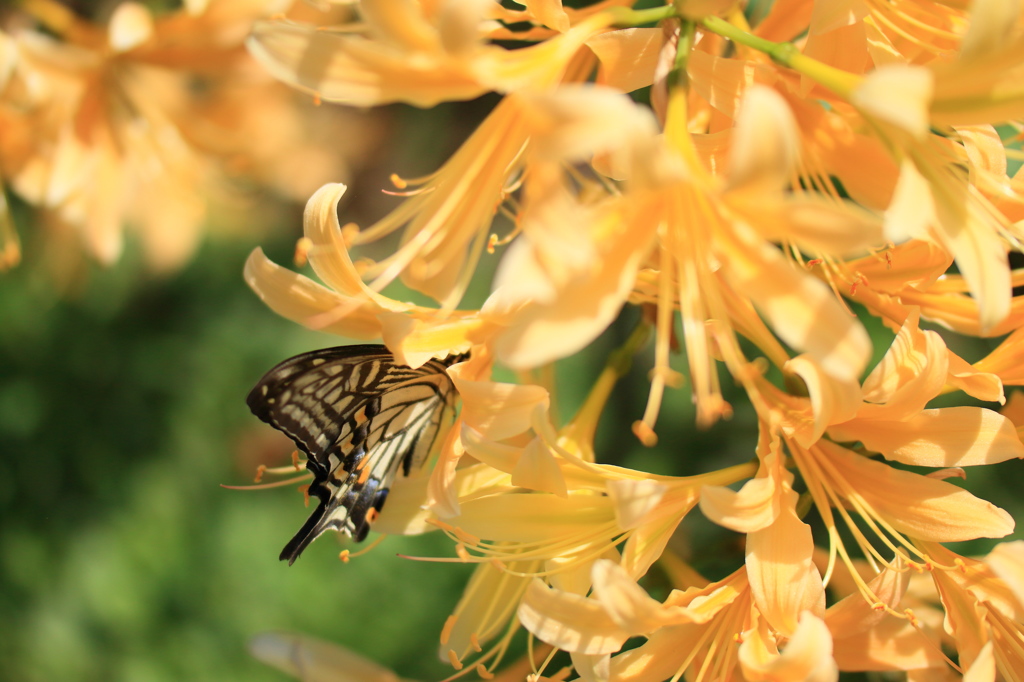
[246,345,462,564]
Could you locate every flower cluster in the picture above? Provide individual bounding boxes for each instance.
[244,0,1024,679]
[0,0,376,276]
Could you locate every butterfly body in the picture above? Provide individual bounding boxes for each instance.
[247,345,464,563]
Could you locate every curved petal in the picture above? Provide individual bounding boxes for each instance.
[820,441,1015,541]
[829,407,1024,467]
[518,579,629,655]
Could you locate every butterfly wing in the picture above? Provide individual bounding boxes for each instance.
[246,345,461,563]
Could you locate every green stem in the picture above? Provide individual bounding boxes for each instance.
[699,15,862,97]
[607,5,677,28]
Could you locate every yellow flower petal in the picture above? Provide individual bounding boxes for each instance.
[963,641,996,682]
[700,470,779,534]
[857,309,947,420]
[821,440,1015,541]
[511,437,569,497]
[250,632,402,682]
[825,557,908,637]
[829,406,1024,467]
[745,491,826,637]
[448,366,550,439]
[453,494,615,542]
[243,248,384,338]
[984,541,1024,608]
[727,85,800,195]
[592,560,685,633]
[852,65,933,140]
[959,0,1021,61]
[108,2,154,53]
[726,239,870,385]
[786,354,861,446]
[587,28,664,94]
[518,579,629,655]
[607,479,667,529]
[739,613,838,682]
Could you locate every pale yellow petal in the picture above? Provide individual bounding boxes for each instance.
[857,310,947,419]
[963,641,996,682]
[375,465,508,535]
[250,632,404,682]
[443,559,535,662]
[523,0,569,32]
[608,624,705,682]
[246,21,485,107]
[460,425,520,474]
[727,85,800,195]
[518,579,629,655]
[448,365,550,439]
[820,440,1015,541]
[825,558,908,636]
[740,613,838,682]
[243,248,383,338]
[727,240,870,385]
[688,51,778,119]
[984,541,1024,608]
[587,28,664,94]
[960,0,1021,61]
[786,354,861,446]
[453,493,614,542]
[607,479,667,529]
[302,184,399,306]
[830,615,946,672]
[511,437,569,497]
[885,160,936,243]
[591,560,684,633]
[700,475,778,533]
[736,196,884,258]
[808,0,868,35]
[108,2,154,53]
[746,492,826,637]
[571,652,610,682]
[829,407,1024,467]
[493,202,655,369]
[852,65,933,140]
[520,86,659,163]
[947,351,1004,404]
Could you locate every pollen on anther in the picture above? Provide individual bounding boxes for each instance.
[456,544,471,561]
[339,549,351,563]
[293,237,313,267]
[632,420,659,447]
[291,450,301,470]
[341,223,360,245]
[469,633,483,652]
[366,508,379,524]
[390,173,408,190]
[476,665,494,680]
[487,234,499,254]
[299,484,311,506]
[313,92,322,106]
[447,650,464,670]
[440,615,457,645]
[254,464,267,483]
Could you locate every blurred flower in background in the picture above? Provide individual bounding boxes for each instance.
[0,0,380,283]
[241,0,1024,679]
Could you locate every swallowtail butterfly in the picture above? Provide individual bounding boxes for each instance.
[247,345,464,564]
